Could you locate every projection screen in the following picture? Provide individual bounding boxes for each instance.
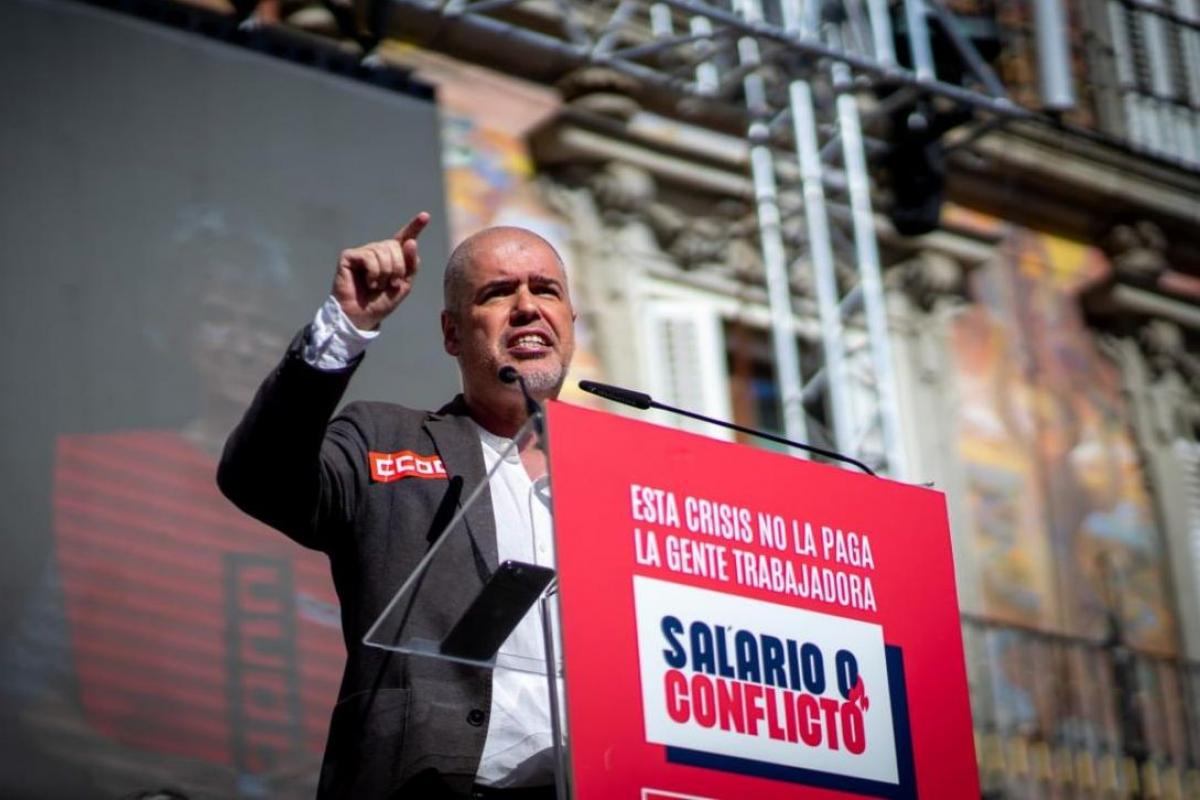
[0,1,456,795]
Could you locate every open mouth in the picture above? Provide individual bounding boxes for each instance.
[507,330,553,357]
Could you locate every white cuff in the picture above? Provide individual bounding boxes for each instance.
[302,296,380,370]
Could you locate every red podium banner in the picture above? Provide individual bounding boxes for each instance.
[547,401,978,799]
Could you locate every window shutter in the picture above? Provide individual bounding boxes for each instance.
[1176,440,1200,585]
[644,300,735,440]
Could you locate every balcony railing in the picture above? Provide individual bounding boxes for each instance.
[969,0,1200,168]
[963,614,1200,797]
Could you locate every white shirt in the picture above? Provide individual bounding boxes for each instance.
[469,421,558,787]
[302,294,379,368]
[304,296,557,787]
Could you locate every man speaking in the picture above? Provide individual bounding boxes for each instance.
[218,211,574,799]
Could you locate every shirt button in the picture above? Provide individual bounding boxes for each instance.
[467,709,486,727]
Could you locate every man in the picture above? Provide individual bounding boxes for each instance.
[217,211,575,798]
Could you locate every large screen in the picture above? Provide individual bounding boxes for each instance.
[0,1,456,796]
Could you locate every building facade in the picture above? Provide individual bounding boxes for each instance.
[36,0,1200,794]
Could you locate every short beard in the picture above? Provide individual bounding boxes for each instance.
[519,362,566,397]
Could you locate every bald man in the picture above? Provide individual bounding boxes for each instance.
[218,213,575,799]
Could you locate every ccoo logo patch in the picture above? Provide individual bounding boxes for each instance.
[369,450,447,482]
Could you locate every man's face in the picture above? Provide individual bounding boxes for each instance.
[442,233,576,401]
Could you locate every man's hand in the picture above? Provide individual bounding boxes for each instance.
[332,212,430,331]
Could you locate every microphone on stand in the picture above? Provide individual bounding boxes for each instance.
[498,366,545,439]
[578,379,876,477]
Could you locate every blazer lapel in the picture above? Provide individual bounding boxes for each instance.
[424,398,500,577]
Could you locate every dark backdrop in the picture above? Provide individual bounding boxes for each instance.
[0,1,456,795]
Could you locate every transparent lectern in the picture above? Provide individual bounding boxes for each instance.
[361,414,570,798]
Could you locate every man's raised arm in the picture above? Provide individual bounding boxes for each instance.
[216,212,430,550]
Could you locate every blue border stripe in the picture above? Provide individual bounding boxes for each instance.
[885,646,917,800]
[664,645,917,799]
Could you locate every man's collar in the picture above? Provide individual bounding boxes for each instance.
[467,418,522,464]
[432,393,471,419]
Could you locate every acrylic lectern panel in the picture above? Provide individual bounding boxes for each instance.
[362,416,560,677]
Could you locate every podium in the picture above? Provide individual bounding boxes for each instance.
[365,401,979,799]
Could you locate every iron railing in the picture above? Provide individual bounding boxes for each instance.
[962,0,1200,167]
[963,614,1200,798]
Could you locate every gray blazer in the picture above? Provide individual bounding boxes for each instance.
[218,330,501,798]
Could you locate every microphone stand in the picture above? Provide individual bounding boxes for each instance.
[578,379,877,477]
[497,366,568,800]
[498,366,546,444]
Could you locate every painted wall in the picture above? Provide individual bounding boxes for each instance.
[949,223,1176,654]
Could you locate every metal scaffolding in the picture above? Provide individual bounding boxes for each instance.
[377,0,1025,476]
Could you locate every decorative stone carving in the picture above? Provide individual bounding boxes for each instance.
[665,215,727,264]
[725,235,766,284]
[587,161,656,217]
[557,67,642,121]
[1140,319,1200,396]
[582,160,765,279]
[889,251,967,311]
[1104,220,1169,285]
[1130,319,1200,444]
[665,199,760,276]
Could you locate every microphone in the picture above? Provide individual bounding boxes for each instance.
[578,379,876,476]
[498,366,545,438]
[576,380,651,409]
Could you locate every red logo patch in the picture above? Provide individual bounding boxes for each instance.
[369,450,447,482]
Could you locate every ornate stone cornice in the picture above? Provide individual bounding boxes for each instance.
[530,100,772,284]
[1083,219,1200,339]
[948,121,1200,232]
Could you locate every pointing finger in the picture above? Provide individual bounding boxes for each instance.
[402,238,420,279]
[394,211,430,243]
